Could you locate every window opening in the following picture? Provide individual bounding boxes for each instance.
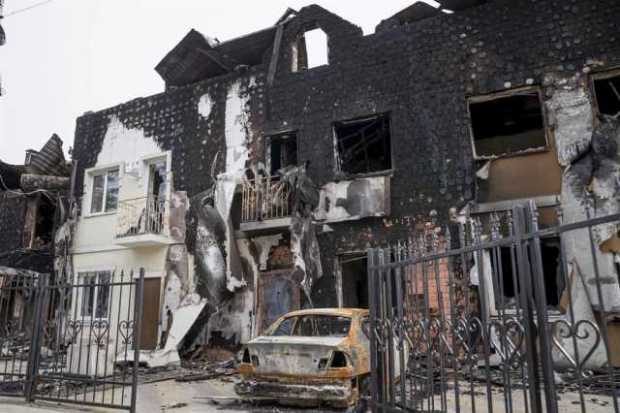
[287,315,351,336]
[148,160,167,201]
[269,132,298,175]
[469,91,546,158]
[334,114,391,175]
[272,317,294,336]
[90,169,119,214]
[33,195,55,247]
[146,159,167,233]
[292,27,328,72]
[79,271,112,319]
[593,73,620,116]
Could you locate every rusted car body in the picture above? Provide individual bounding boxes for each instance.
[236,308,371,408]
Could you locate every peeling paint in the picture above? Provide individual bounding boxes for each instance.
[316,176,390,222]
[96,115,162,170]
[198,93,213,119]
[550,78,620,368]
[224,78,254,173]
[546,78,593,167]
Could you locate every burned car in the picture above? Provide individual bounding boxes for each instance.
[236,308,371,409]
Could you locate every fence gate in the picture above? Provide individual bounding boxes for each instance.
[0,268,144,412]
[368,201,620,413]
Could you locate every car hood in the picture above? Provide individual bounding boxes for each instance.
[245,335,349,376]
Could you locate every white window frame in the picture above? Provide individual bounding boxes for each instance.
[141,152,171,200]
[86,163,122,216]
[77,270,113,321]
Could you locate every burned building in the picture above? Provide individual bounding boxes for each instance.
[67,0,620,362]
[0,135,72,336]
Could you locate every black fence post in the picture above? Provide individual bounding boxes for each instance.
[368,248,381,413]
[526,200,558,413]
[130,268,145,413]
[26,273,48,403]
[513,205,543,413]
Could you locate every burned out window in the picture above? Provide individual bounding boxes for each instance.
[593,73,620,116]
[33,195,55,247]
[291,315,351,337]
[334,114,392,175]
[268,132,298,175]
[272,317,294,336]
[469,91,547,158]
[292,27,328,72]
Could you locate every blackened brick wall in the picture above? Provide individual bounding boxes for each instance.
[71,0,620,307]
[0,193,26,255]
[0,193,54,273]
[267,0,620,305]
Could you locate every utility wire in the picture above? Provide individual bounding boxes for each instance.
[4,0,53,17]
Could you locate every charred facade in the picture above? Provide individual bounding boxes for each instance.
[66,0,620,359]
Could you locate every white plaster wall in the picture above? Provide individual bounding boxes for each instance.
[96,116,162,171]
[71,115,180,358]
[224,78,254,173]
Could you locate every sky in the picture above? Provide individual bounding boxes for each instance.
[0,0,433,164]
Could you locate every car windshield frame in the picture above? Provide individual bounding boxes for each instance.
[270,314,352,337]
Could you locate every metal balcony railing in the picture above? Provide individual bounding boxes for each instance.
[115,196,167,238]
[241,177,292,223]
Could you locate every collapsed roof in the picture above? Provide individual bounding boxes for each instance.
[155,26,277,88]
[0,134,71,192]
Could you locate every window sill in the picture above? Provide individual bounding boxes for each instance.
[471,195,560,214]
[83,211,117,219]
[333,169,394,181]
[473,146,551,161]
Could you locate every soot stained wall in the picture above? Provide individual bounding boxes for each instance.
[73,69,267,202]
[262,1,620,305]
[71,0,620,308]
[0,193,26,255]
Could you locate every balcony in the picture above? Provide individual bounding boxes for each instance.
[115,196,172,247]
[239,177,293,234]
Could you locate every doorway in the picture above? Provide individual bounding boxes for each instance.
[139,277,161,350]
[340,254,369,309]
[257,270,300,334]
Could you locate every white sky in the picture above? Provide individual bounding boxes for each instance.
[0,0,431,164]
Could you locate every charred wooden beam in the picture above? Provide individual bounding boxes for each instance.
[20,174,70,192]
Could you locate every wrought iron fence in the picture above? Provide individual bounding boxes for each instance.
[0,270,40,398]
[116,196,167,238]
[241,176,292,222]
[0,268,144,412]
[368,201,620,413]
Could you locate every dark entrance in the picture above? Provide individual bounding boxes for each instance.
[340,254,369,308]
